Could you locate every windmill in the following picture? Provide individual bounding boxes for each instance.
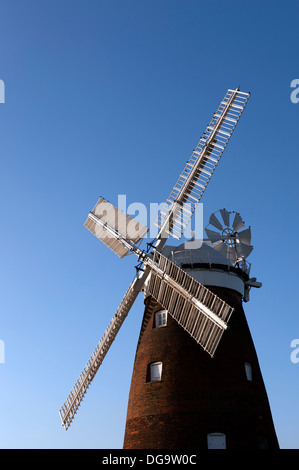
[59,88,251,431]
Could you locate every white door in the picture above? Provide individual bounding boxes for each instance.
[207,433,226,449]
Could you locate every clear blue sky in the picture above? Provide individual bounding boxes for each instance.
[0,0,298,449]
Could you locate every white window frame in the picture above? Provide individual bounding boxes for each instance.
[207,433,227,449]
[150,362,163,382]
[245,362,252,381]
[154,310,168,328]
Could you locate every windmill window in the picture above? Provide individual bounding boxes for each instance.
[154,310,168,328]
[257,437,268,449]
[245,362,252,381]
[207,433,226,449]
[149,362,162,382]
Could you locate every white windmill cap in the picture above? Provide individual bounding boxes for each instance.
[160,240,248,299]
[161,240,232,267]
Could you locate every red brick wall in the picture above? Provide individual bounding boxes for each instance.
[123,287,279,449]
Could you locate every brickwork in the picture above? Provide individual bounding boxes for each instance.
[123,287,279,449]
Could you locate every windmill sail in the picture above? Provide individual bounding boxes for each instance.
[232,212,245,232]
[60,88,250,430]
[209,212,224,231]
[84,197,149,258]
[145,251,234,357]
[155,89,250,239]
[220,208,230,228]
[205,209,253,268]
[59,277,142,430]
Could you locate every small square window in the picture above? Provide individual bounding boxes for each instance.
[245,362,252,381]
[257,437,268,449]
[207,433,226,449]
[149,362,162,382]
[154,310,167,328]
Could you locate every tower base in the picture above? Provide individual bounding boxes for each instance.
[123,287,279,450]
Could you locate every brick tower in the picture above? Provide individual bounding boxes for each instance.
[123,240,279,449]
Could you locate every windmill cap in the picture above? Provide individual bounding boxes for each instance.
[159,239,250,300]
[161,240,232,267]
